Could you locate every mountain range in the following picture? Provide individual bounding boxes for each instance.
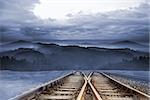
[0,40,149,71]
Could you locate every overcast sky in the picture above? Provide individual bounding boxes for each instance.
[0,0,149,42]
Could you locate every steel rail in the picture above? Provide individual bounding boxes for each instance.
[9,71,75,100]
[77,72,103,100]
[101,72,150,99]
[9,71,149,100]
[76,77,87,100]
[87,72,103,100]
[88,78,103,100]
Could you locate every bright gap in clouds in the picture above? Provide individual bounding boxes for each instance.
[33,0,143,20]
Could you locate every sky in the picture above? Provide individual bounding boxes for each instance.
[0,0,149,42]
[33,0,144,19]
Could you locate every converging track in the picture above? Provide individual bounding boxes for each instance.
[91,72,149,100]
[10,71,150,100]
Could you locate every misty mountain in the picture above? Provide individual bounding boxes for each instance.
[0,40,149,71]
[0,48,45,62]
[111,40,146,46]
[109,40,148,52]
[103,56,149,70]
[0,40,39,52]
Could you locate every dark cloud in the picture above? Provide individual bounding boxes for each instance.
[65,3,149,40]
[0,1,149,42]
[0,0,40,26]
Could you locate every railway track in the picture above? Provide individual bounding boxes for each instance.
[10,71,150,100]
[90,72,150,100]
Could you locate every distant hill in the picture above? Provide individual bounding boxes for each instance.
[0,40,38,52]
[10,40,31,44]
[0,40,149,71]
[103,56,149,70]
[110,40,148,52]
[111,40,146,47]
[2,40,32,46]
[0,48,45,62]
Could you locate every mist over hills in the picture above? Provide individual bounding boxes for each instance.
[1,39,149,52]
[111,40,146,47]
[0,40,149,71]
[109,40,148,52]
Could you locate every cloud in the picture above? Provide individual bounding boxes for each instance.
[0,0,40,26]
[64,3,149,40]
[0,1,149,42]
